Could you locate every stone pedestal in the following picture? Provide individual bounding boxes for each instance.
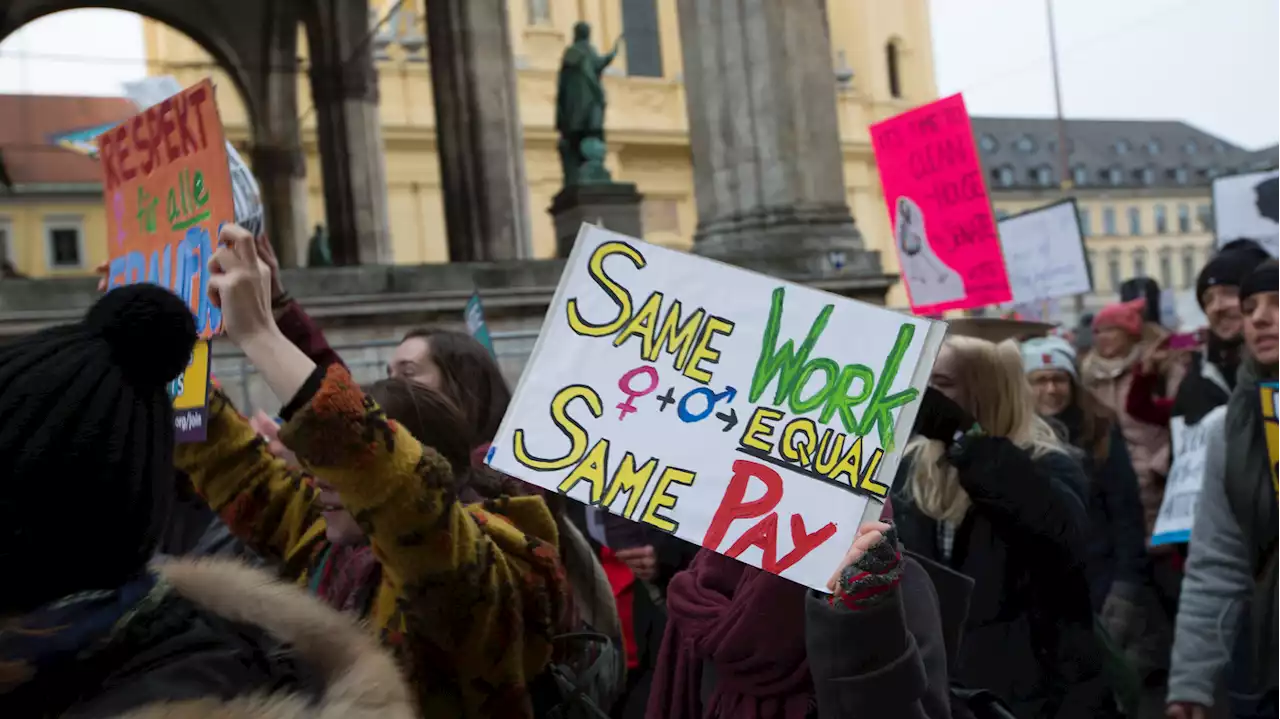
[426,0,531,261]
[306,0,393,265]
[549,184,645,257]
[676,0,882,282]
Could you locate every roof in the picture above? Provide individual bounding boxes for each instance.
[970,116,1280,191]
[0,94,135,188]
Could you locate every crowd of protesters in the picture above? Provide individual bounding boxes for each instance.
[0,162,1276,719]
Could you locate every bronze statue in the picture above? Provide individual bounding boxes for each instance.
[556,22,623,186]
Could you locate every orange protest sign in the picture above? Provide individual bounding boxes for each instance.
[99,78,232,340]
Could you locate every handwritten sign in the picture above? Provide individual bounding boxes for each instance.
[1212,169,1279,258]
[870,94,1012,314]
[998,200,1092,305]
[1152,408,1225,545]
[1263,381,1278,497]
[98,78,232,442]
[487,225,946,590]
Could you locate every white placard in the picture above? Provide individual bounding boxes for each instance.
[487,225,946,591]
[1151,406,1225,545]
[997,200,1092,305]
[1212,169,1279,257]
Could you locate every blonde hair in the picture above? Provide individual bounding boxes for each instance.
[904,336,1067,523]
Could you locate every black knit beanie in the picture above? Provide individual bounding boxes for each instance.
[1197,241,1271,310]
[1240,258,1279,307]
[0,283,196,614]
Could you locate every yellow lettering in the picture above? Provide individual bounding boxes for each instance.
[558,438,611,504]
[827,436,888,497]
[602,452,659,519]
[813,429,846,476]
[613,290,663,357]
[513,385,601,471]
[650,301,705,370]
[780,417,817,466]
[857,449,889,497]
[640,466,697,533]
[739,406,783,453]
[565,241,646,337]
[682,315,735,384]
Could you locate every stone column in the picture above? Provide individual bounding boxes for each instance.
[424,0,531,262]
[253,9,309,267]
[306,0,393,265]
[677,0,879,279]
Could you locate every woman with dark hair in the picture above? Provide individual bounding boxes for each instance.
[175,225,571,718]
[391,327,512,444]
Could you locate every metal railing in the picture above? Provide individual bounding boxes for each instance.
[212,328,541,414]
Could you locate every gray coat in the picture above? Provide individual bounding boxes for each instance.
[1167,408,1249,707]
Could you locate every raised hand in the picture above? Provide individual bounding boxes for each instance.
[208,224,275,347]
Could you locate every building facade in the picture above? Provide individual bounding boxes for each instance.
[972,116,1278,320]
[135,0,935,303]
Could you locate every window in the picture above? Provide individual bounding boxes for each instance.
[1072,165,1088,186]
[1107,250,1122,291]
[1178,204,1191,233]
[1181,246,1197,289]
[1115,139,1132,155]
[994,166,1015,187]
[1213,141,1227,154]
[886,41,902,98]
[1196,204,1213,232]
[622,0,663,77]
[1033,165,1054,186]
[1184,140,1199,155]
[1128,206,1142,236]
[1173,167,1189,185]
[1145,139,1161,155]
[1014,135,1037,154]
[1154,204,1168,234]
[1138,166,1155,185]
[526,0,551,24]
[1105,166,1124,186]
[1103,206,1117,235]
[1078,207,1092,236]
[1159,248,1174,289]
[44,217,83,269]
[979,134,999,153]
[1132,248,1148,278]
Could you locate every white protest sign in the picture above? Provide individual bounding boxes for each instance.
[997,200,1092,305]
[488,225,946,591]
[1151,406,1225,545]
[1212,169,1279,257]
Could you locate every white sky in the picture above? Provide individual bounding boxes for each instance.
[0,1,1276,148]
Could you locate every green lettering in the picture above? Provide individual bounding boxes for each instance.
[193,170,208,206]
[749,287,833,405]
[855,324,919,451]
[820,363,875,430]
[790,357,839,414]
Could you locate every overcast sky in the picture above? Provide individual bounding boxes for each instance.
[0,0,1276,148]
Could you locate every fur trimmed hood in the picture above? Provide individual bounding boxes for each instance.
[115,558,414,719]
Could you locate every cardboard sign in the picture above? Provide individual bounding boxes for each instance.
[1212,169,1279,257]
[1262,381,1278,497]
[98,78,232,442]
[487,225,946,591]
[1152,408,1225,545]
[997,200,1092,305]
[870,94,1012,314]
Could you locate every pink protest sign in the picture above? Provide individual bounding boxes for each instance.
[870,94,1011,314]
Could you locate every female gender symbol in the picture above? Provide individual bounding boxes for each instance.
[616,366,659,421]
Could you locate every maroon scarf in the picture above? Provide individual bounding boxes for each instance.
[646,550,813,719]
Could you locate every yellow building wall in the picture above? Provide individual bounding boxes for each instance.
[133,0,938,305]
[0,197,110,278]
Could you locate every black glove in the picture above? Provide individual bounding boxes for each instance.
[832,523,903,611]
[912,386,980,444]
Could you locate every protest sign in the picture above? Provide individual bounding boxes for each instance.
[1212,169,1279,257]
[98,78,233,441]
[487,225,946,591]
[1262,381,1278,497]
[1152,407,1225,545]
[870,94,1012,314]
[997,200,1092,305]
[465,291,497,358]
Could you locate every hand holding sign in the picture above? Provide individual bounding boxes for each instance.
[208,224,275,344]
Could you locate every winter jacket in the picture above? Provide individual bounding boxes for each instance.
[175,364,570,718]
[804,556,953,718]
[1079,427,1149,609]
[0,558,414,719]
[1172,351,1234,426]
[893,437,1115,719]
